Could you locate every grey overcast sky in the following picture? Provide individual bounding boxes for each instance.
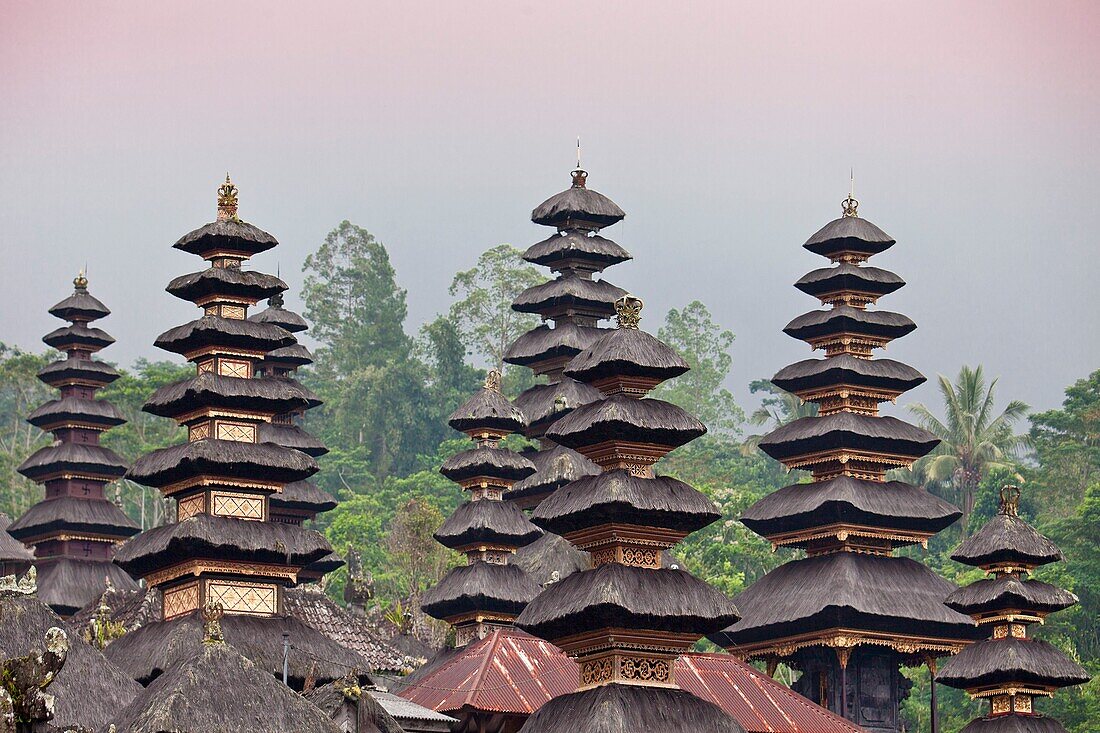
[1,1,1097,416]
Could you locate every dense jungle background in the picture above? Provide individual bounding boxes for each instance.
[1,222,1096,732]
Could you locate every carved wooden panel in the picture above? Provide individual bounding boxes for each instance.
[188,423,212,442]
[163,582,200,620]
[216,422,255,442]
[218,359,251,378]
[211,491,264,520]
[177,494,206,521]
[206,581,278,616]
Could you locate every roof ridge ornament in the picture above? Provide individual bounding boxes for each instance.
[842,169,859,218]
[615,295,643,330]
[269,292,285,309]
[483,369,502,392]
[73,269,88,291]
[999,484,1021,516]
[217,173,239,222]
[201,600,225,644]
[571,169,588,189]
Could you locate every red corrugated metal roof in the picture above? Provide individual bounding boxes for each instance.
[398,627,867,733]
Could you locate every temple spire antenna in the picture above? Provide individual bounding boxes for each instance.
[842,168,859,218]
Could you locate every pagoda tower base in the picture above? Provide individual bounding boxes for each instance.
[789,646,912,733]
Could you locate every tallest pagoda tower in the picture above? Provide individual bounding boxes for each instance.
[712,194,978,732]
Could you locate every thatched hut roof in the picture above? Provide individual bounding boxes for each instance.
[144,372,313,418]
[269,480,337,513]
[794,263,904,299]
[531,172,626,231]
[264,342,314,366]
[34,557,141,617]
[7,495,139,540]
[523,230,632,269]
[516,564,739,641]
[434,499,542,550]
[49,288,111,322]
[959,715,1069,733]
[127,438,317,487]
[258,422,328,457]
[17,442,127,481]
[0,592,141,731]
[512,379,603,436]
[0,514,34,566]
[802,215,894,259]
[784,305,916,343]
[758,413,939,464]
[951,512,1065,568]
[564,327,689,385]
[771,354,926,395]
[166,267,286,303]
[153,316,295,356]
[42,323,114,351]
[504,323,604,368]
[506,444,600,504]
[173,218,278,257]
[944,575,1078,616]
[512,277,626,317]
[439,446,536,483]
[37,357,120,387]
[936,638,1089,690]
[512,531,590,585]
[447,386,527,434]
[27,396,126,430]
[421,562,542,620]
[249,303,309,333]
[546,394,706,450]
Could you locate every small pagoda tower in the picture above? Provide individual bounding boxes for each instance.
[249,292,341,581]
[938,486,1089,732]
[711,194,977,732]
[516,295,744,733]
[106,177,370,688]
[10,273,140,616]
[420,370,544,647]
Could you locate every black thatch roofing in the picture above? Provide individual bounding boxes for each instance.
[67,586,160,633]
[166,267,286,303]
[960,715,1069,733]
[520,683,746,733]
[103,609,376,688]
[42,323,115,351]
[7,496,139,540]
[712,553,976,647]
[49,288,111,322]
[771,354,926,395]
[268,480,338,513]
[34,557,141,617]
[270,374,322,408]
[546,394,707,450]
[511,531,591,585]
[0,592,141,731]
[114,514,331,576]
[532,469,721,537]
[937,638,1090,690]
[258,422,328,457]
[794,263,905,299]
[531,175,626,231]
[439,445,536,483]
[17,442,127,481]
[758,413,939,463]
[564,327,690,384]
[504,322,604,367]
[740,476,961,538]
[305,678,405,733]
[524,230,632,269]
[248,304,309,333]
[803,216,895,259]
[265,343,314,367]
[512,379,604,435]
[512,277,627,316]
[783,305,916,342]
[154,315,295,356]
[127,438,317,487]
[104,638,342,733]
[516,564,739,641]
[447,386,527,434]
[506,444,600,503]
[0,513,34,564]
[420,562,542,620]
[27,396,126,429]
[173,218,279,257]
[944,575,1078,616]
[37,357,121,387]
[434,499,543,550]
[952,513,1065,568]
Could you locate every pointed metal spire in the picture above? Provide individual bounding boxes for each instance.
[841,168,859,217]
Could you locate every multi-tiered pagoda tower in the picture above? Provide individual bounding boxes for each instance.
[712,195,977,732]
[938,486,1089,732]
[421,371,544,647]
[516,295,744,732]
[105,177,370,687]
[10,274,140,616]
[249,292,341,581]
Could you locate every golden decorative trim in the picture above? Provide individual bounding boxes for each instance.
[729,627,968,662]
[144,558,298,588]
[215,421,256,443]
[177,493,206,521]
[211,490,265,520]
[218,359,251,378]
[579,652,675,689]
[161,474,279,497]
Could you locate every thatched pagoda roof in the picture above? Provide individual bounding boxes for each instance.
[42,323,115,351]
[421,562,542,620]
[17,442,127,481]
[104,637,342,733]
[564,327,690,384]
[268,480,337,513]
[758,413,939,463]
[0,514,34,565]
[512,380,603,435]
[959,715,1069,733]
[771,354,926,395]
[523,230,632,269]
[531,172,626,231]
[439,446,536,483]
[127,438,317,487]
[447,386,527,434]
[504,323,604,367]
[512,277,626,317]
[434,499,543,550]
[951,512,1065,568]
[258,422,328,457]
[27,396,126,429]
[794,263,905,299]
[166,267,286,303]
[35,557,141,617]
[7,495,139,540]
[802,215,895,259]
[546,394,706,450]
[48,288,111,321]
[173,218,279,257]
[143,372,313,418]
[0,591,141,731]
[532,470,720,536]
[154,315,295,356]
[937,638,1089,690]
[249,303,309,333]
[783,305,916,342]
[944,575,1078,616]
[740,476,961,538]
[506,444,600,504]
[37,357,120,387]
[512,531,591,585]
[516,564,739,641]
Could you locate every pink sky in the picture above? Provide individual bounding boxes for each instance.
[1,1,1098,412]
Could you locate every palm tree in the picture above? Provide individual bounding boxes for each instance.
[741,379,818,457]
[908,365,1029,534]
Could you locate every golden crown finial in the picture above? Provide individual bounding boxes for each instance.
[217,173,239,222]
[571,168,588,188]
[999,485,1021,516]
[73,269,88,290]
[201,600,225,643]
[484,369,502,392]
[615,295,643,330]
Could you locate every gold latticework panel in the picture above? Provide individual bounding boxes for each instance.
[177,494,206,521]
[189,423,212,441]
[579,653,675,689]
[221,305,246,320]
[207,581,277,616]
[218,359,251,378]
[212,491,264,520]
[197,360,215,374]
[216,422,255,442]
[163,582,200,620]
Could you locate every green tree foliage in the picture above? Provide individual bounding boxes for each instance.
[0,345,53,517]
[1029,370,1100,517]
[908,365,1029,533]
